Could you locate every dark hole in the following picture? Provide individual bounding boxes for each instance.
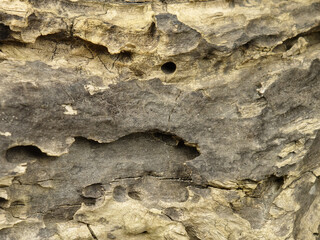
[6,145,48,163]
[161,62,176,74]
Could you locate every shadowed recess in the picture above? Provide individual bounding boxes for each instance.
[6,145,51,163]
[0,24,10,40]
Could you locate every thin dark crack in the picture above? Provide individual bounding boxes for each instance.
[159,177,192,182]
[282,170,317,190]
[56,203,81,208]
[69,18,74,38]
[114,174,204,186]
[112,176,143,181]
[112,175,193,183]
[111,54,120,69]
[168,90,182,126]
[97,54,111,72]
[51,42,58,60]
[87,224,98,240]
[163,212,174,221]
[14,177,64,186]
[61,86,75,103]
[84,43,95,59]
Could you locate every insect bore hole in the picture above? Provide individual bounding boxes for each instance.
[161,62,176,74]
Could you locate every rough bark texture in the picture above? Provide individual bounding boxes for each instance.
[1,0,320,239]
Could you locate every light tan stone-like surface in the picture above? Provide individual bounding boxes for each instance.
[1,0,320,239]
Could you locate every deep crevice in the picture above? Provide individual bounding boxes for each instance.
[273,25,320,53]
[149,22,157,38]
[6,145,51,163]
[15,32,111,57]
[0,24,10,41]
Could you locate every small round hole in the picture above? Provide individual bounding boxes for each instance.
[161,62,176,74]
